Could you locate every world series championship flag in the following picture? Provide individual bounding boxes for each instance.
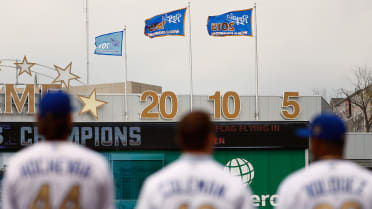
[144,8,187,38]
[94,31,123,56]
[207,9,252,36]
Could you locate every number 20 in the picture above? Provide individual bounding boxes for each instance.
[140,91,178,119]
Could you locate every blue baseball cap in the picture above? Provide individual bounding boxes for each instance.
[39,90,73,118]
[297,113,346,143]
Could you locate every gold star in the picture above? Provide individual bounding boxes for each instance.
[52,62,80,88]
[15,56,35,77]
[77,89,108,120]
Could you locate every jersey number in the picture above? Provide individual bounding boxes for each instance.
[314,201,361,209]
[179,203,215,209]
[31,184,81,209]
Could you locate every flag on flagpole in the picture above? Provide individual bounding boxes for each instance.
[144,8,187,38]
[207,9,253,37]
[94,31,124,56]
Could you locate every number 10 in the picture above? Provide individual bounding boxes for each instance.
[208,91,240,119]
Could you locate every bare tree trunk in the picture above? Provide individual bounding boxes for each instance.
[363,110,370,132]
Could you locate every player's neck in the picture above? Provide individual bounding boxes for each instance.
[183,149,213,155]
[318,155,343,160]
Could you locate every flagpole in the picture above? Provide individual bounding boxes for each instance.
[123,26,129,121]
[254,3,259,120]
[85,0,90,85]
[187,2,194,112]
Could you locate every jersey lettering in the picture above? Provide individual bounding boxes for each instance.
[161,177,225,199]
[304,176,367,198]
[20,159,91,178]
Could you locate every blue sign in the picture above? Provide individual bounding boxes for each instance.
[94,31,123,56]
[207,9,252,36]
[145,8,186,38]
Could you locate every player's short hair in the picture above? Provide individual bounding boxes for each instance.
[177,111,214,150]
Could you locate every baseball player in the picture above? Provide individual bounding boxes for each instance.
[2,91,114,209]
[276,113,372,209]
[135,111,254,209]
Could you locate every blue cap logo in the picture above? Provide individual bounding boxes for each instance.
[297,113,346,142]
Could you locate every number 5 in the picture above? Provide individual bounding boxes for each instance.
[281,92,300,119]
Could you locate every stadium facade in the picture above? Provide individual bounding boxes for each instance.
[0,82,343,209]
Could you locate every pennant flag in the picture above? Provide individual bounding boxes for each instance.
[94,31,123,56]
[144,8,187,38]
[207,9,252,37]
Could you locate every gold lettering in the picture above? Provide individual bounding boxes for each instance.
[211,23,217,31]
[222,23,228,31]
[157,21,165,30]
[5,84,35,114]
[228,22,235,31]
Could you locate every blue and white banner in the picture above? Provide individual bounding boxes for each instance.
[144,8,186,38]
[94,31,123,56]
[207,9,252,36]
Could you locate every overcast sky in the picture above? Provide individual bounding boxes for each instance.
[1,0,371,100]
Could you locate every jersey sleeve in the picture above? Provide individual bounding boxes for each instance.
[236,185,256,209]
[99,161,115,209]
[135,178,156,209]
[2,168,16,209]
[275,178,297,209]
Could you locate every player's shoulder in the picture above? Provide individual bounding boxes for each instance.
[6,142,45,166]
[63,142,106,161]
[208,160,246,186]
[144,156,243,188]
[60,142,110,172]
[279,160,372,193]
[8,141,108,170]
[340,160,372,179]
[144,158,183,185]
[278,166,307,190]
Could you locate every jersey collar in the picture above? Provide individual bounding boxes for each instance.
[180,153,213,161]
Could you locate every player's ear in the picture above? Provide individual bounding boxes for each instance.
[311,139,321,159]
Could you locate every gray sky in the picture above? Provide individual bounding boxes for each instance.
[1,0,371,99]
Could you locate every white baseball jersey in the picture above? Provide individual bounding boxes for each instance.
[2,141,114,209]
[135,153,254,209]
[276,160,372,209]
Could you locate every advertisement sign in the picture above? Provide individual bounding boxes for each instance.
[0,121,308,151]
[215,150,305,209]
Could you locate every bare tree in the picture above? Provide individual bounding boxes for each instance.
[339,66,372,132]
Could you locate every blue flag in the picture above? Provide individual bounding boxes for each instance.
[145,8,187,38]
[94,31,123,56]
[207,9,252,36]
